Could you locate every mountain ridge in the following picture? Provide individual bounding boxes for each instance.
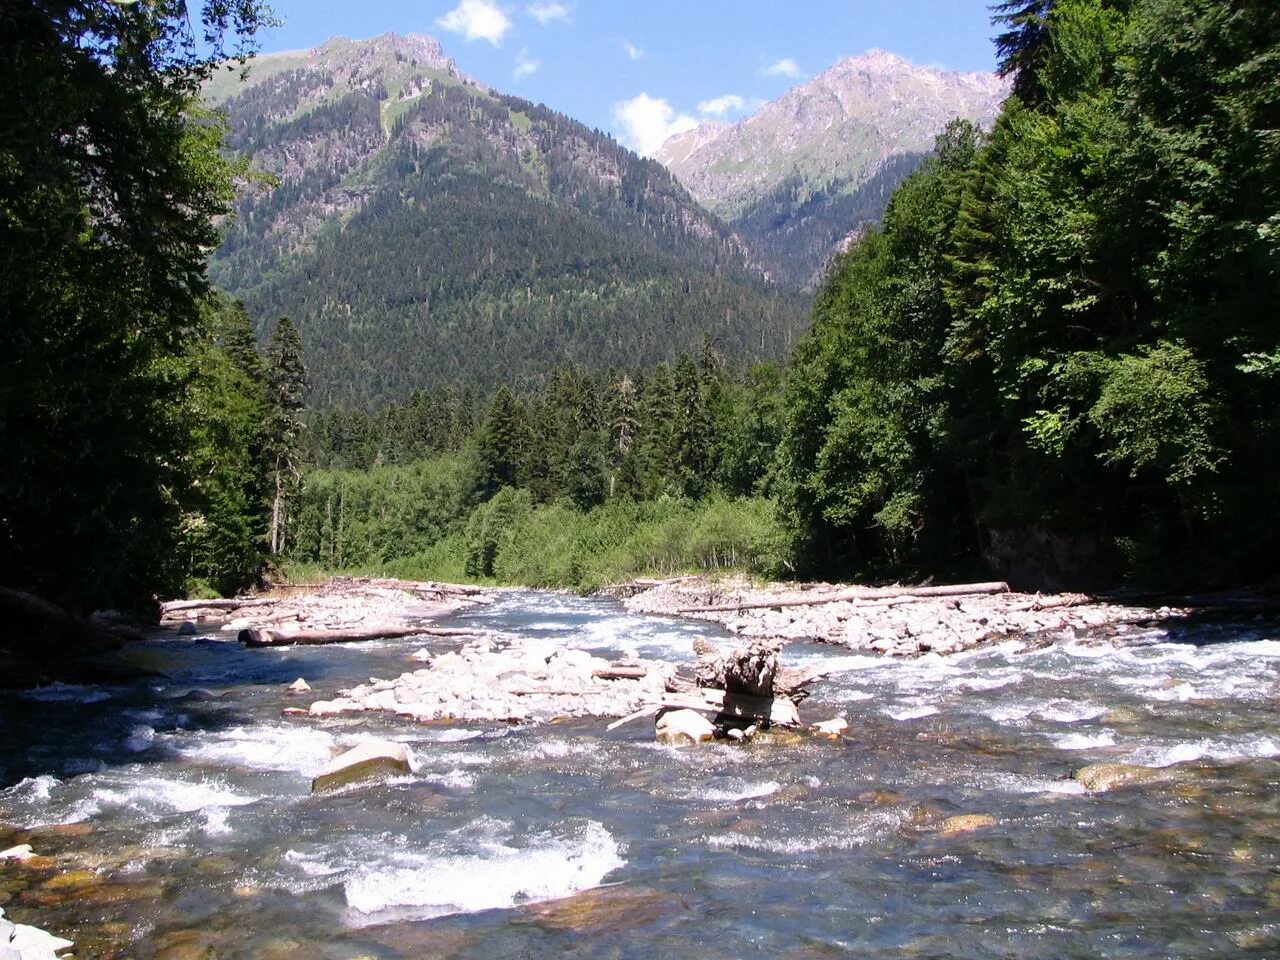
[205,33,805,408]
[657,50,1008,287]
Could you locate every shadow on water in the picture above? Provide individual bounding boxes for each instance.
[0,622,447,787]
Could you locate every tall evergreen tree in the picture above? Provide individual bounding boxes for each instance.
[0,0,268,612]
[265,317,308,555]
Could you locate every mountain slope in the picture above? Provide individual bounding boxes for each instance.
[206,34,806,408]
[658,51,1007,287]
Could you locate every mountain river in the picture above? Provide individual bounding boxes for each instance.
[2,591,1279,958]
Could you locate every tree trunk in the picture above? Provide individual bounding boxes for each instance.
[240,624,483,647]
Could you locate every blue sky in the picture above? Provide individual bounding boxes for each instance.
[253,1,1003,155]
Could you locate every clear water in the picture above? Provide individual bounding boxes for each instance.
[2,592,1280,958]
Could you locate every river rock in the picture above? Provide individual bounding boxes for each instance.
[811,717,848,737]
[517,885,680,934]
[287,678,311,693]
[0,846,33,862]
[1073,762,1168,792]
[311,740,411,792]
[937,814,997,836]
[656,709,716,745]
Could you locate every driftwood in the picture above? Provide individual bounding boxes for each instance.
[593,666,648,680]
[162,597,277,615]
[240,625,481,647]
[677,580,1011,614]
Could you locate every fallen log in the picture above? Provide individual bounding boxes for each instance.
[676,580,1010,614]
[608,687,800,729]
[592,666,648,680]
[162,597,277,614]
[240,625,480,647]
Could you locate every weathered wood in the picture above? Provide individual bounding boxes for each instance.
[162,597,276,615]
[627,688,800,726]
[676,581,1011,614]
[721,639,778,697]
[606,705,661,731]
[592,666,648,680]
[1007,593,1092,612]
[240,625,478,647]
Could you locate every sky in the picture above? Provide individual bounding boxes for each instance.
[251,1,1004,156]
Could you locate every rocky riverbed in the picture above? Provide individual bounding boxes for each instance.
[618,576,1193,655]
[2,587,1280,958]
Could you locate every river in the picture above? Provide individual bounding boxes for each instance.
[2,591,1279,958]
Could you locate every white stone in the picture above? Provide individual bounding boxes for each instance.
[287,678,311,693]
[0,845,33,861]
[0,907,73,960]
[311,740,411,792]
[811,717,848,736]
[656,708,716,745]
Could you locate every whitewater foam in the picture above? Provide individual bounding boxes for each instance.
[343,820,624,921]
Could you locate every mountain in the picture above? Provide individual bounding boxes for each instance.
[657,51,1007,287]
[205,34,807,408]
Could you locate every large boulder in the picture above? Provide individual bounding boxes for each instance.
[655,709,716,745]
[311,740,411,792]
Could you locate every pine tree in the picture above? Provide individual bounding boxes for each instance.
[0,1,268,612]
[265,317,308,555]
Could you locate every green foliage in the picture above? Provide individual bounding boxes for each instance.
[463,488,534,579]
[0,1,268,612]
[265,316,308,554]
[290,456,472,571]
[779,0,1280,587]
[181,296,272,596]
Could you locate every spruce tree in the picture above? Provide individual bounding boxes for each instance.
[265,317,308,555]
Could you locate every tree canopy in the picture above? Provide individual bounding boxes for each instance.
[1,1,271,611]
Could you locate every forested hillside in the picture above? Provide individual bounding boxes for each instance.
[778,0,1280,588]
[207,34,807,408]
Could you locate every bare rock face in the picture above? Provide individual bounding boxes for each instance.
[311,740,410,793]
[655,709,716,745]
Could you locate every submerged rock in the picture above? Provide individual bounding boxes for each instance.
[517,885,682,934]
[311,740,411,792]
[1073,762,1170,792]
[937,814,997,836]
[655,709,716,745]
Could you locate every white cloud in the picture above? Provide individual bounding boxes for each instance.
[514,47,540,78]
[763,57,804,79]
[621,39,645,61]
[697,94,746,118]
[526,1,570,24]
[436,0,513,46]
[613,93,699,157]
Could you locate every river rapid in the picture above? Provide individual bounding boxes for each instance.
[2,591,1279,958]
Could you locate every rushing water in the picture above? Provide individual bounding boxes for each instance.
[2,592,1280,958]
